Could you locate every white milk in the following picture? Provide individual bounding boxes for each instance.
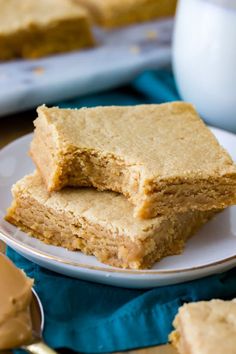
[172,0,236,132]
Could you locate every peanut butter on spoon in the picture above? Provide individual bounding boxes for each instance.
[0,254,33,349]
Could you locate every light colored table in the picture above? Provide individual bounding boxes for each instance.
[0,113,176,354]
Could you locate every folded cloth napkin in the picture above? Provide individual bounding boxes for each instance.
[7,69,236,353]
[8,248,236,353]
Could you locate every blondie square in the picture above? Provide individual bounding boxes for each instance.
[0,0,94,60]
[5,172,216,270]
[75,0,177,28]
[30,103,236,218]
[170,299,236,354]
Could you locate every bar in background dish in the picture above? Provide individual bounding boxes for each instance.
[5,172,217,270]
[170,299,236,354]
[0,0,94,60]
[30,103,236,219]
[75,0,177,29]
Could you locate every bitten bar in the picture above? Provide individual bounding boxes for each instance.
[30,102,236,218]
[6,172,216,269]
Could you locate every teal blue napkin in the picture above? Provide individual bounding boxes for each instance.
[7,248,236,353]
[7,69,236,353]
[59,69,179,110]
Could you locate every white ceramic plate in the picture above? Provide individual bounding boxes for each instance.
[0,129,236,288]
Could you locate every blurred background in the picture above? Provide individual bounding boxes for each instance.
[1,2,236,353]
[1,0,236,146]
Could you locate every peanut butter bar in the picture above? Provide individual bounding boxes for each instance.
[30,103,236,219]
[5,172,216,270]
[75,0,177,29]
[170,299,236,354]
[0,0,94,60]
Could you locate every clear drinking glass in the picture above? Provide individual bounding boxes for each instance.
[172,0,236,132]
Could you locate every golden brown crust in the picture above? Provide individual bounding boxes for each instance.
[5,172,217,269]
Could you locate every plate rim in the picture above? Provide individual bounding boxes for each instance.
[1,226,236,276]
[1,129,236,276]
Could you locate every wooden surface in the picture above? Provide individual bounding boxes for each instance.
[0,111,176,354]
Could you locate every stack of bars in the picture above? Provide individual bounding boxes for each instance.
[6,102,236,269]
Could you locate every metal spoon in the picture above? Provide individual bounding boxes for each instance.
[21,288,57,354]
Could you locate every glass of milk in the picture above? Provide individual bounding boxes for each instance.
[172,0,236,132]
